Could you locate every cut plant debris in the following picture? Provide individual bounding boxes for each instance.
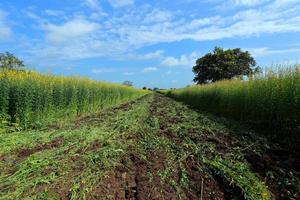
[1,94,299,200]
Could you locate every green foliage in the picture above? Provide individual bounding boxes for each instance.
[167,66,300,141]
[1,94,297,199]
[0,70,147,128]
[204,156,271,200]
[0,52,25,70]
[0,93,151,200]
[122,80,133,87]
[193,47,260,84]
[0,77,9,122]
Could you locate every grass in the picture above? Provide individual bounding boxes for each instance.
[0,69,147,128]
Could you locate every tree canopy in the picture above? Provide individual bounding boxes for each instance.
[0,52,25,70]
[193,47,260,84]
[122,81,133,87]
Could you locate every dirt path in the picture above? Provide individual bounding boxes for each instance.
[84,94,279,200]
[91,94,299,200]
[0,94,299,200]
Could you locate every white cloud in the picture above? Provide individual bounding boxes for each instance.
[24,0,300,61]
[141,50,164,59]
[124,72,136,75]
[84,0,100,9]
[229,0,269,6]
[44,10,64,17]
[143,9,173,23]
[108,0,134,8]
[166,71,172,75]
[82,0,107,17]
[272,59,300,66]
[162,57,182,67]
[103,0,300,50]
[42,18,100,43]
[142,67,158,73]
[247,47,300,57]
[126,50,164,60]
[64,66,73,71]
[91,67,140,74]
[22,7,46,23]
[187,16,223,29]
[91,69,104,74]
[212,0,271,9]
[161,52,199,67]
[91,67,116,74]
[0,10,11,40]
[89,11,108,19]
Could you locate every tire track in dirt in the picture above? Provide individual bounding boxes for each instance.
[155,94,300,200]
[88,150,164,200]
[0,136,65,177]
[149,94,237,200]
[72,94,152,129]
[17,136,64,158]
[0,95,153,200]
[88,93,245,199]
[86,94,179,199]
[31,94,156,200]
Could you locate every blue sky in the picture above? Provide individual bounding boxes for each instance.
[0,0,299,88]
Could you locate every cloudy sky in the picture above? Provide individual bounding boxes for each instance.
[0,0,299,88]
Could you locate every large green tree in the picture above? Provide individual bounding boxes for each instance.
[193,47,260,84]
[0,52,25,70]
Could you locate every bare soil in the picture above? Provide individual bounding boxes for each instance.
[246,149,300,199]
[17,136,64,158]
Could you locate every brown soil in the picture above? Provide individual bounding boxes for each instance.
[84,94,246,200]
[47,154,86,200]
[87,149,177,200]
[49,175,75,200]
[73,95,151,129]
[148,94,245,200]
[154,95,300,200]
[31,98,150,200]
[17,136,64,158]
[183,156,233,200]
[246,149,300,200]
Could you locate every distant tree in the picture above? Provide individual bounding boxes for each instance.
[142,86,147,90]
[122,81,133,87]
[193,47,260,84]
[0,52,25,70]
